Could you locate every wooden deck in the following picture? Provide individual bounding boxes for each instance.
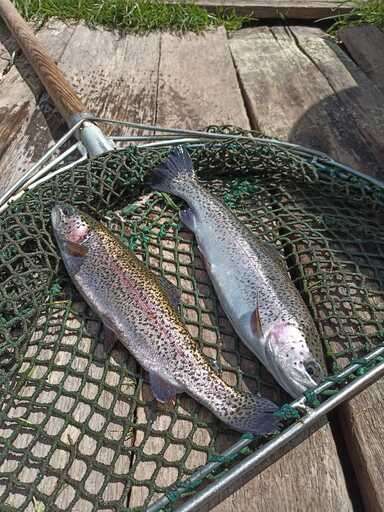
[0,16,383,512]
[166,0,359,19]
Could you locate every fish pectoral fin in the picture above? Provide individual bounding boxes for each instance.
[250,300,263,338]
[65,240,88,257]
[158,276,182,310]
[149,372,182,403]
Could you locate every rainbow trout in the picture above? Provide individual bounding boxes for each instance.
[51,204,279,435]
[151,147,325,398]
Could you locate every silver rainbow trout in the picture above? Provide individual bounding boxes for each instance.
[151,147,326,398]
[51,204,279,435]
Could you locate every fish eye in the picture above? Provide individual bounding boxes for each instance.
[61,206,71,217]
[304,361,321,380]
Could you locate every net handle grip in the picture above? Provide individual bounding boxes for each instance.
[0,0,87,126]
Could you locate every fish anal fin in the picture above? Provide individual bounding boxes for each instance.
[65,240,88,257]
[149,372,182,403]
[180,208,197,232]
[102,325,117,354]
[250,305,263,338]
[158,276,181,310]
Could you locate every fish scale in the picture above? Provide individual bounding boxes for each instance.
[51,204,279,435]
[151,146,325,398]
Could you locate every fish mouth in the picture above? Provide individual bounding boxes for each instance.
[264,335,319,399]
[267,360,318,398]
[282,374,318,399]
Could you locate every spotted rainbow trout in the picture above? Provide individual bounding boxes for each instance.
[151,147,326,398]
[51,204,279,434]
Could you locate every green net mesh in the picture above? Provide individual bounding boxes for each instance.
[1,128,384,511]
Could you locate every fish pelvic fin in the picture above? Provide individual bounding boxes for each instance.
[149,372,183,403]
[220,392,280,436]
[151,146,196,195]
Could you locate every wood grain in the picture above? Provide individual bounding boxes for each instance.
[230,25,384,178]
[211,424,353,512]
[339,380,384,512]
[166,0,358,19]
[156,27,249,129]
[230,24,384,511]
[0,20,75,196]
[56,24,160,137]
[0,0,86,122]
[339,25,384,94]
[0,21,161,196]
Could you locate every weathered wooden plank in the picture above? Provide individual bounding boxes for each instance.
[211,424,354,512]
[339,25,384,94]
[340,381,384,512]
[230,24,384,510]
[41,27,161,502]
[0,21,161,197]
[156,27,248,129]
[0,20,75,196]
[230,25,384,178]
[270,31,384,510]
[56,23,160,136]
[129,26,352,511]
[166,0,357,20]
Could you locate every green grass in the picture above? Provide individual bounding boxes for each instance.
[328,0,384,33]
[13,0,250,33]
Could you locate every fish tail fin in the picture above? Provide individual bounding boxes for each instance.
[151,146,196,196]
[220,392,280,436]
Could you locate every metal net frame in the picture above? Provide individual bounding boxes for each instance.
[1,122,384,512]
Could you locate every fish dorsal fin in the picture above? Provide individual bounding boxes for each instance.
[65,240,88,257]
[250,294,263,338]
[158,275,181,310]
[262,242,286,270]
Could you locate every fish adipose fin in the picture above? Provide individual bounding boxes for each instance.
[149,372,182,403]
[158,276,181,310]
[151,146,195,194]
